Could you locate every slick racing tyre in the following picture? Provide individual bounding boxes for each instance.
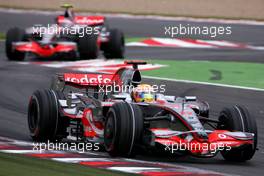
[104,102,143,157]
[78,32,98,59]
[217,105,257,161]
[28,89,68,141]
[103,28,125,59]
[5,27,26,61]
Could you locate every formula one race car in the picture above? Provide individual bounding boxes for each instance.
[27,61,257,162]
[6,4,124,61]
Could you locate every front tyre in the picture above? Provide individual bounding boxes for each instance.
[217,105,257,161]
[104,102,143,157]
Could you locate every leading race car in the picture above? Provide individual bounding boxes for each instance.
[27,61,257,162]
[6,4,124,61]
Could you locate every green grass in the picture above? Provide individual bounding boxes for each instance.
[0,152,133,176]
[125,37,146,43]
[0,32,5,40]
[142,60,264,89]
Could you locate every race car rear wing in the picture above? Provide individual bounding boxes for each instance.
[125,60,147,69]
[50,73,119,92]
[56,15,105,26]
[51,60,147,90]
[63,73,117,86]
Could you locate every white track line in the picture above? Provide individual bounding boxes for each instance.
[0,150,42,154]
[52,157,110,163]
[153,38,215,48]
[109,167,162,173]
[143,75,264,92]
[124,158,232,175]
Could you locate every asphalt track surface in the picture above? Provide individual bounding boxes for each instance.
[0,9,264,176]
[0,10,264,62]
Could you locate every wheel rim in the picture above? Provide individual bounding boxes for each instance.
[104,112,116,151]
[218,113,230,130]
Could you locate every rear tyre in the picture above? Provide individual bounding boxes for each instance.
[28,89,67,141]
[103,28,124,59]
[5,27,26,61]
[217,105,257,161]
[77,32,98,60]
[104,102,143,157]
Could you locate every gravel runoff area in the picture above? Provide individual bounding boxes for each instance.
[0,0,263,20]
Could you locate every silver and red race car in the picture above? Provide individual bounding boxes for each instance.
[6,4,124,61]
[27,61,257,162]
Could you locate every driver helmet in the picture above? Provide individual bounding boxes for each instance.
[132,84,155,103]
[60,18,73,28]
[63,4,75,19]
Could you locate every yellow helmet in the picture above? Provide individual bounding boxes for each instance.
[132,84,155,103]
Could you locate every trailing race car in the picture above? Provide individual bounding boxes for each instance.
[6,4,124,61]
[28,61,257,162]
